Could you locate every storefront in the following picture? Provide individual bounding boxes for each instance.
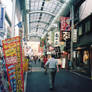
[75,48,91,77]
[74,14,92,78]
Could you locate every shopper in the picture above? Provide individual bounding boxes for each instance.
[40,56,44,72]
[43,56,48,74]
[33,56,36,64]
[57,58,62,71]
[45,54,58,90]
[38,57,41,63]
[28,57,32,72]
[26,55,30,62]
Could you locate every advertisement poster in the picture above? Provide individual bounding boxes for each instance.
[2,36,24,92]
[60,17,71,41]
[60,17,70,31]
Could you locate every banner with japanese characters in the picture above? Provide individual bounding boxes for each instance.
[2,36,24,92]
[73,29,77,42]
[62,31,71,41]
[60,17,70,31]
[60,16,71,41]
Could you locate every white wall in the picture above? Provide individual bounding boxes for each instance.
[79,0,92,21]
[1,0,20,37]
[15,15,19,36]
[27,41,40,55]
[1,0,12,21]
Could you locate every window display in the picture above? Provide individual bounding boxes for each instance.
[83,50,89,64]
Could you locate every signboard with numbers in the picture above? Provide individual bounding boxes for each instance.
[2,36,24,92]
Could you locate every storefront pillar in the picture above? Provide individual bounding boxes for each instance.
[90,47,92,80]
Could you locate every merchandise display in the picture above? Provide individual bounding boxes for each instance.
[22,50,28,72]
[0,52,9,92]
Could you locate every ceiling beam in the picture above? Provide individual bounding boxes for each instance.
[29,21,49,25]
[28,11,55,17]
[29,26,48,31]
[28,34,42,38]
[29,35,41,38]
[47,0,72,31]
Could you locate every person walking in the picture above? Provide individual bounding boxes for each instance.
[40,56,45,72]
[43,56,48,74]
[28,57,32,72]
[45,54,58,90]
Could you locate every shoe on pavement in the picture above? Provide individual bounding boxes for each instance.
[49,88,54,91]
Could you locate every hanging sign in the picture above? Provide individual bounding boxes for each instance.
[73,29,77,42]
[60,17,70,31]
[54,32,60,46]
[62,31,71,41]
[0,6,5,30]
[2,36,24,92]
[60,30,63,41]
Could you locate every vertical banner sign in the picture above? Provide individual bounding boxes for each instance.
[0,6,5,30]
[60,17,70,31]
[73,29,77,42]
[54,32,60,46]
[60,17,71,41]
[40,39,44,47]
[60,30,63,41]
[2,36,24,92]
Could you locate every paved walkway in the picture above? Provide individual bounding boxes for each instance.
[26,62,92,92]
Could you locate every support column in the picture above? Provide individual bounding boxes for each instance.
[90,47,92,79]
[70,5,74,66]
[11,0,16,37]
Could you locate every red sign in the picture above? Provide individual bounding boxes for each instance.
[38,45,43,53]
[6,56,17,64]
[2,36,24,92]
[60,30,63,41]
[60,17,70,31]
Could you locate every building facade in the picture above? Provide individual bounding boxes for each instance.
[74,0,92,78]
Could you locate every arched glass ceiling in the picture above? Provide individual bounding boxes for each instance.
[28,0,65,38]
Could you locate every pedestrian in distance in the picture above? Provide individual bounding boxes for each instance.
[57,57,62,72]
[40,56,45,72]
[33,56,36,64]
[38,57,41,63]
[43,55,48,74]
[28,57,32,72]
[45,54,58,90]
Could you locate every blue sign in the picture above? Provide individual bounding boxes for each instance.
[17,22,22,28]
[0,7,4,29]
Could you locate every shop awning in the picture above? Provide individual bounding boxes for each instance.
[77,33,92,47]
